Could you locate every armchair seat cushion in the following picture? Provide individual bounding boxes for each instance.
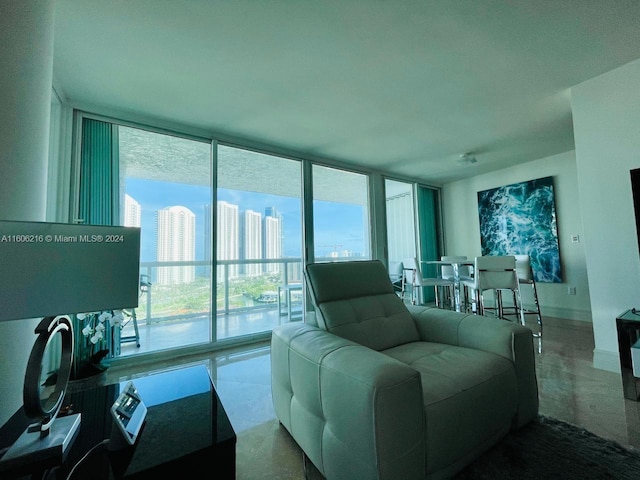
[382,341,515,406]
[383,341,518,476]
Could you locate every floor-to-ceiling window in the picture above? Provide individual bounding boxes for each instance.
[118,125,213,354]
[385,178,416,294]
[216,145,303,339]
[384,179,443,303]
[312,164,370,261]
[70,111,442,363]
[385,179,416,264]
[74,116,214,357]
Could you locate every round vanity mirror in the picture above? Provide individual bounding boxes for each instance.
[23,315,74,433]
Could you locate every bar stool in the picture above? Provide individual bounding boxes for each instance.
[402,257,454,308]
[441,255,473,311]
[388,260,404,297]
[120,274,151,348]
[461,255,524,324]
[510,254,543,338]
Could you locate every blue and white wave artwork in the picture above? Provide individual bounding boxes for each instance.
[477,176,562,283]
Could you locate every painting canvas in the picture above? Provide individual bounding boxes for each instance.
[477,176,562,283]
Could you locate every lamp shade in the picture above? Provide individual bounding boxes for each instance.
[0,220,141,322]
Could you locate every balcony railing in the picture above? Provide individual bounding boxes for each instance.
[114,256,367,357]
[135,257,305,325]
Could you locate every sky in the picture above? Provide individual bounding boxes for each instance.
[126,178,367,262]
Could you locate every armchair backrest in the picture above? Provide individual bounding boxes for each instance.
[305,260,420,351]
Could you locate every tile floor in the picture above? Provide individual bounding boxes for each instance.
[106,316,640,479]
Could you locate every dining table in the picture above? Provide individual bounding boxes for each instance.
[422,259,474,312]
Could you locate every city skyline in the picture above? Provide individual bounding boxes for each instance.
[125,178,367,263]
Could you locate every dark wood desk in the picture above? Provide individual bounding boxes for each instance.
[0,365,236,479]
[617,309,640,401]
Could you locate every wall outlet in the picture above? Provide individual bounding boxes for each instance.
[571,235,580,243]
[568,286,576,295]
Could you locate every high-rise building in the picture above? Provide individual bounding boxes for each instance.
[123,194,141,227]
[240,209,263,276]
[156,205,196,285]
[204,204,211,262]
[264,207,283,273]
[217,201,239,279]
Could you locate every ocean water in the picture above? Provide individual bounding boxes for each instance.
[477,176,562,283]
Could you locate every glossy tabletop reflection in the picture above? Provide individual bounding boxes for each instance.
[106,364,236,478]
[0,364,236,479]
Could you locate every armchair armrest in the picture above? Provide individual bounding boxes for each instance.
[407,305,539,427]
[271,322,425,480]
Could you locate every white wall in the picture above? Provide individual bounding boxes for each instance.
[0,0,55,427]
[47,88,74,223]
[571,58,640,372]
[441,150,591,322]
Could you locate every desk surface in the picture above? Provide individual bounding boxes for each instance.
[0,365,236,479]
[618,309,640,322]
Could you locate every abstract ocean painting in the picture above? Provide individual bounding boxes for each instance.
[478,176,562,283]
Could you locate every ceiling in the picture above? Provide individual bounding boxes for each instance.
[53,0,640,186]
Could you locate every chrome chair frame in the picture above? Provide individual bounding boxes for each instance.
[506,254,543,338]
[441,255,474,312]
[402,257,454,308]
[120,274,152,348]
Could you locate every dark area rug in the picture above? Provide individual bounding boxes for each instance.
[455,415,640,479]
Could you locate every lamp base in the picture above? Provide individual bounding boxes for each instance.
[0,413,81,472]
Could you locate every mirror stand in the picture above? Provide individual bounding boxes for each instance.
[2,413,81,468]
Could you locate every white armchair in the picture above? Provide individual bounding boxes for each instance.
[271,260,538,479]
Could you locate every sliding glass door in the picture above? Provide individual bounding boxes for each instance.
[385,179,416,297]
[216,145,303,339]
[75,116,213,357]
[384,179,443,303]
[118,125,213,354]
[385,179,416,264]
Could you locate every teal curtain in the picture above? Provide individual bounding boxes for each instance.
[417,186,442,303]
[78,118,118,225]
